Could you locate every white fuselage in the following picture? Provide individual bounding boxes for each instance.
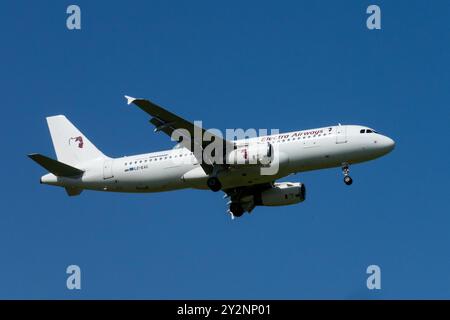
[41,125,395,192]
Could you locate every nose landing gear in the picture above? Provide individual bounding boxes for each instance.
[342,163,353,185]
[344,175,353,185]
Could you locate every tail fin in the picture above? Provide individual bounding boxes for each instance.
[46,115,107,166]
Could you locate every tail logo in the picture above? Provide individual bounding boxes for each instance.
[69,136,84,148]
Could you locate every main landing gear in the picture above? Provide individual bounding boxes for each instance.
[207,176,222,192]
[342,163,353,186]
[229,203,244,218]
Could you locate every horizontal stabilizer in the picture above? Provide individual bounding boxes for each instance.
[28,153,84,177]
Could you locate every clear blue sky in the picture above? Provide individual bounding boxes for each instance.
[1,0,449,299]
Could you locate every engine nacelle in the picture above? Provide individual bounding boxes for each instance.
[255,182,306,206]
[226,142,273,166]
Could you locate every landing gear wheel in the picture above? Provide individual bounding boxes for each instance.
[207,177,222,192]
[341,162,353,186]
[229,203,244,217]
[344,175,353,185]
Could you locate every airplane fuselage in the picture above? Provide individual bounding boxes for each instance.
[41,124,395,193]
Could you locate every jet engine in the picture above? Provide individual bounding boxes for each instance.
[226,142,273,166]
[254,182,306,206]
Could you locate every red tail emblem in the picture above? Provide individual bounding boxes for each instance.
[69,136,84,148]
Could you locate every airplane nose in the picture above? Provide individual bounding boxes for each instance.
[382,136,395,153]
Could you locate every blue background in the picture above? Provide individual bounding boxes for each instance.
[1,1,449,299]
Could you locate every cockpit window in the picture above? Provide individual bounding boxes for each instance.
[361,128,380,134]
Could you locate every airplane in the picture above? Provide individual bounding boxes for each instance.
[29,96,395,218]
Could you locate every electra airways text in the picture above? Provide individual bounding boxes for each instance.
[29,96,395,218]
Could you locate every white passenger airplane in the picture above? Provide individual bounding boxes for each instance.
[29,96,395,217]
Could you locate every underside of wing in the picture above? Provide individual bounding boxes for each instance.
[223,182,274,215]
[125,95,234,174]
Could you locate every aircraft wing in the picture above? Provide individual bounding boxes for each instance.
[125,96,234,174]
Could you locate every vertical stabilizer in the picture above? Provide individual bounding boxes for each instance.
[46,115,107,166]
